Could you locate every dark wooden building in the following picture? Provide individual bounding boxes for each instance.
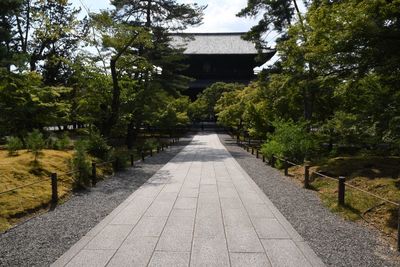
[171,32,274,100]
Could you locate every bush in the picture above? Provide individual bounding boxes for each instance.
[112,150,129,171]
[86,130,111,160]
[261,120,316,163]
[26,129,45,161]
[54,133,71,150]
[72,140,91,188]
[137,138,157,154]
[6,136,23,155]
[143,138,157,151]
[46,135,58,149]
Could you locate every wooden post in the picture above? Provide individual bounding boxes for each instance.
[114,157,119,171]
[397,206,400,252]
[256,149,259,158]
[51,173,58,204]
[270,155,275,168]
[251,147,254,155]
[141,151,145,161]
[130,155,134,167]
[150,149,153,157]
[262,155,265,162]
[284,159,289,176]
[338,176,346,206]
[304,164,310,189]
[91,162,97,187]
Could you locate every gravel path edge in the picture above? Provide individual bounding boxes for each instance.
[218,133,399,267]
[0,136,193,267]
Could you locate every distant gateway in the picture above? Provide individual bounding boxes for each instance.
[170,32,274,100]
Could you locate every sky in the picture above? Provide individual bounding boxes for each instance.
[70,0,260,33]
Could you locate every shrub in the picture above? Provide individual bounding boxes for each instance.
[46,135,57,149]
[112,150,129,171]
[86,130,111,160]
[143,138,157,151]
[261,120,316,163]
[26,129,45,161]
[54,133,71,150]
[72,140,91,188]
[6,136,23,155]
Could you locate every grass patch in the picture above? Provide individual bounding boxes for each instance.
[0,149,112,232]
[287,156,400,244]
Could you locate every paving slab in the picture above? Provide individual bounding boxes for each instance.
[52,133,324,267]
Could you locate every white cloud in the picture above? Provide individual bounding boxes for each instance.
[182,0,258,33]
[72,0,258,33]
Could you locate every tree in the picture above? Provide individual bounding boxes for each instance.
[238,1,319,122]
[30,0,86,85]
[91,10,153,137]
[236,0,400,154]
[104,0,205,144]
[190,82,239,121]
[237,0,307,51]
[0,0,24,70]
[215,84,247,141]
[0,70,70,138]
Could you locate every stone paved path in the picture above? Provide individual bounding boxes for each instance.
[52,134,324,267]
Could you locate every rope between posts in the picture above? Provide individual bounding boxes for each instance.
[313,171,398,206]
[268,154,399,207]
[57,170,80,178]
[313,171,338,182]
[96,160,115,167]
[0,160,113,196]
[286,160,301,167]
[243,137,400,250]
[0,179,48,196]
[344,182,399,207]
[273,155,302,168]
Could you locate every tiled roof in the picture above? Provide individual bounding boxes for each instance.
[170,32,262,55]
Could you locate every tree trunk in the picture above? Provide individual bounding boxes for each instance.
[105,57,120,137]
[126,121,136,149]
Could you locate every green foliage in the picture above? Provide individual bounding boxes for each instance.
[112,150,129,171]
[26,130,45,162]
[53,133,71,150]
[261,120,316,162]
[156,96,190,129]
[188,98,207,122]
[72,140,91,188]
[143,138,157,151]
[0,70,71,137]
[6,136,23,156]
[235,0,400,157]
[237,0,297,51]
[215,84,247,133]
[86,130,111,161]
[191,82,240,121]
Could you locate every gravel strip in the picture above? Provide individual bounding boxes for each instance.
[0,137,192,267]
[218,133,399,267]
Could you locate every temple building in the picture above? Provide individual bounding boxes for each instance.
[171,32,274,100]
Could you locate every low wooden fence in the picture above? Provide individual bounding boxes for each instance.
[237,138,400,252]
[0,138,180,223]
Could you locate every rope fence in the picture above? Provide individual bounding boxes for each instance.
[0,137,181,225]
[239,138,400,251]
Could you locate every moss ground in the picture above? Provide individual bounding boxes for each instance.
[287,156,400,245]
[0,149,112,232]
